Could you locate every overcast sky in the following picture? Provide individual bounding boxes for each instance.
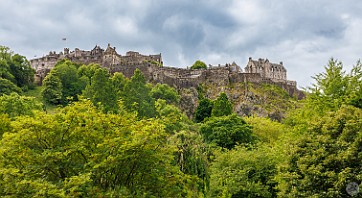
[1,0,362,88]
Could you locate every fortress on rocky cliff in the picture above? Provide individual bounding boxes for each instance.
[30,44,301,97]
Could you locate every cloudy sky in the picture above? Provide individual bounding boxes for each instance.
[1,0,362,88]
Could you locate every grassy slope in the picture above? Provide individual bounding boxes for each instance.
[23,86,58,113]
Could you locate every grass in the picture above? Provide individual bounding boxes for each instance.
[23,86,58,113]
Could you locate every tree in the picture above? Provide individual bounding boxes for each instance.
[210,145,278,197]
[122,69,156,118]
[278,105,362,197]
[200,114,254,149]
[111,72,128,98]
[83,68,118,113]
[0,92,42,118]
[0,46,35,90]
[42,60,87,105]
[190,60,207,70]
[8,54,35,90]
[0,100,200,197]
[211,92,232,117]
[0,78,22,95]
[194,98,213,123]
[151,83,180,105]
[41,71,63,104]
[78,63,101,84]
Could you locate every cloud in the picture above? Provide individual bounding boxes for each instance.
[1,0,362,87]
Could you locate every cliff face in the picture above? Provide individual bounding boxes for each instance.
[179,82,301,121]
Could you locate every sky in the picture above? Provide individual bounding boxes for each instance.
[1,0,362,88]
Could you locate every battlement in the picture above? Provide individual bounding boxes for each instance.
[30,44,300,97]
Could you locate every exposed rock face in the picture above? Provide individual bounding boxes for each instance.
[30,45,304,119]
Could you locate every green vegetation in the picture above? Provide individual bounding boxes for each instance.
[0,47,361,197]
[190,60,207,69]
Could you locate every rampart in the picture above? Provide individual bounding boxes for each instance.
[30,44,302,98]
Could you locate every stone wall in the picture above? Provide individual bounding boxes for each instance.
[30,45,302,97]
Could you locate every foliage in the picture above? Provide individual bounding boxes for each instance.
[244,116,287,143]
[200,114,254,149]
[194,98,213,123]
[190,60,207,70]
[0,100,197,197]
[0,46,35,90]
[8,54,35,90]
[0,114,11,139]
[151,83,180,105]
[77,63,101,84]
[41,71,63,104]
[210,145,278,197]
[42,60,87,105]
[211,92,232,117]
[83,68,118,113]
[0,78,22,95]
[0,92,42,118]
[122,69,156,118]
[111,72,128,98]
[155,99,191,134]
[278,105,362,197]
[169,130,211,194]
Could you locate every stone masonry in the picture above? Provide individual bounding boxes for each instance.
[30,44,302,97]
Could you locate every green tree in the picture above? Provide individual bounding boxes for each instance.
[77,63,101,84]
[83,68,118,113]
[123,69,156,118]
[194,98,213,123]
[41,71,63,104]
[210,145,278,197]
[200,114,254,149]
[0,114,11,139]
[211,92,232,117]
[42,60,87,105]
[278,105,362,197]
[0,78,22,95]
[0,46,35,90]
[8,54,35,90]
[0,100,198,197]
[0,92,42,118]
[111,72,128,98]
[151,83,180,105]
[190,60,207,70]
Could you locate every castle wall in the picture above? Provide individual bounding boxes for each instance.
[30,45,301,97]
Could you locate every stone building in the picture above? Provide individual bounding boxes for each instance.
[245,57,287,80]
[30,44,162,72]
[30,44,301,97]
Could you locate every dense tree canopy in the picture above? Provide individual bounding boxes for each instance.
[42,60,87,105]
[83,68,118,113]
[0,55,361,197]
[200,114,254,149]
[122,69,156,118]
[0,45,35,93]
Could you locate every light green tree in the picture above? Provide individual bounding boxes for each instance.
[0,92,42,118]
[151,83,180,105]
[190,60,207,70]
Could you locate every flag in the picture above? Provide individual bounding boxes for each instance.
[62,38,66,41]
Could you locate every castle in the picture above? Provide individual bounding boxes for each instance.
[30,44,301,97]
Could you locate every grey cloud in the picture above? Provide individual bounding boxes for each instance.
[1,0,362,87]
